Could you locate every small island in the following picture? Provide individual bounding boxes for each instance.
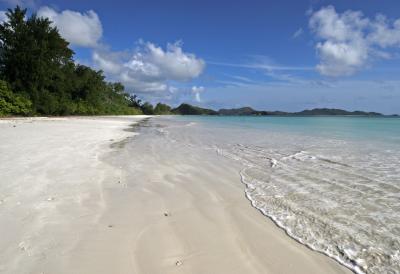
[171,103,394,117]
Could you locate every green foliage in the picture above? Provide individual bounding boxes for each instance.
[126,94,142,108]
[0,7,73,112]
[140,102,154,115]
[154,103,172,115]
[0,6,142,116]
[0,80,32,116]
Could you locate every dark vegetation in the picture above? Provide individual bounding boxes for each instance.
[0,6,145,116]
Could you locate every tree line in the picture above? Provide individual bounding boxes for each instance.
[0,6,174,116]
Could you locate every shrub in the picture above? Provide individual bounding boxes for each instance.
[0,80,32,116]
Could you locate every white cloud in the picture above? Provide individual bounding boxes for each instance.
[37,6,102,48]
[208,61,312,71]
[93,41,205,93]
[309,6,400,77]
[0,10,7,23]
[368,15,400,48]
[125,41,205,81]
[192,86,204,102]
[315,40,369,76]
[92,51,122,74]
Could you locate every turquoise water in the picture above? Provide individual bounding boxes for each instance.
[165,116,400,274]
[175,116,400,144]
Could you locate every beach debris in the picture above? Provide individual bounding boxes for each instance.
[108,225,113,228]
[47,197,55,201]
[163,212,169,217]
[13,125,16,128]
[270,158,278,168]
[18,241,29,252]
[175,260,183,266]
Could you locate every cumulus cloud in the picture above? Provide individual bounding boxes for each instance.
[368,15,400,48]
[124,42,205,81]
[309,6,400,76]
[92,51,123,74]
[37,6,102,48]
[191,86,204,102]
[93,41,206,93]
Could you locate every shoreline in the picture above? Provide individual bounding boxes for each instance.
[0,116,352,273]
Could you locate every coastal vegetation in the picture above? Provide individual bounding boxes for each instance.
[0,80,32,116]
[0,6,143,116]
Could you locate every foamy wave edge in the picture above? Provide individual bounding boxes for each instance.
[239,169,364,274]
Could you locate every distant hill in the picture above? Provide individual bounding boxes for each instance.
[219,107,268,116]
[172,104,386,116]
[219,107,290,116]
[172,103,218,115]
[219,106,384,116]
[294,108,382,116]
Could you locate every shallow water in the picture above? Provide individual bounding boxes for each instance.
[159,116,400,274]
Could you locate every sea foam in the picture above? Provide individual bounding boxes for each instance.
[217,142,400,274]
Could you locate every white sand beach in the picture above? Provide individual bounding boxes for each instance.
[0,116,352,274]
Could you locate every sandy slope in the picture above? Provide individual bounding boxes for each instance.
[0,116,351,274]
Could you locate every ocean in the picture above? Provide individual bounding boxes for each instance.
[160,115,400,274]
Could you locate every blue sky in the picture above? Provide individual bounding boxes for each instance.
[1,0,400,114]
